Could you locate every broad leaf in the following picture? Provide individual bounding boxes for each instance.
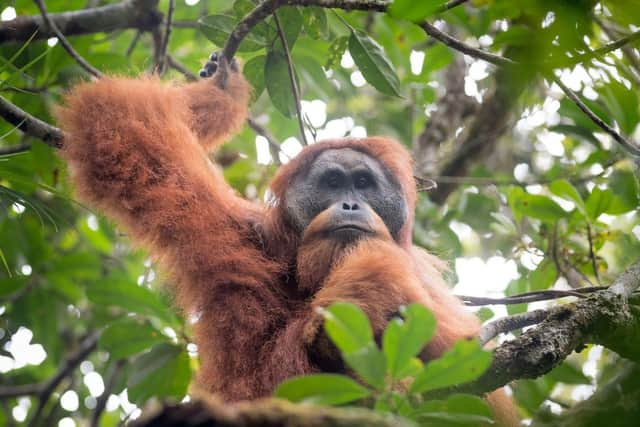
[508,187,569,223]
[273,7,303,52]
[265,50,297,117]
[549,179,586,217]
[323,302,373,353]
[100,319,168,359]
[585,187,614,220]
[343,343,387,390]
[410,340,492,393]
[383,304,436,379]
[127,344,191,404]
[607,169,639,214]
[348,30,401,97]
[274,374,371,405]
[243,55,266,100]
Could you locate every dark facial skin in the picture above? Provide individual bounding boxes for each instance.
[284,148,408,241]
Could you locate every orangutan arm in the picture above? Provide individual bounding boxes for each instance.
[56,67,275,313]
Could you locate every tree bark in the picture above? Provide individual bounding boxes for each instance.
[0,0,161,43]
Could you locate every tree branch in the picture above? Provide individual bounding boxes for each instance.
[132,396,413,427]
[0,94,63,147]
[552,76,640,157]
[247,117,286,165]
[90,359,125,427]
[0,0,162,43]
[0,331,100,401]
[428,260,640,398]
[479,308,552,346]
[156,0,175,75]
[34,0,102,78]
[458,287,606,307]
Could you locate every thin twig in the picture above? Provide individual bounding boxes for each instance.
[126,29,143,57]
[0,95,63,147]
[479,308,552,346]
[33,0,102,78]
[25,331,100,426]
[552,76,640,156]
[157,0,175,75]
[272,12,308,146]
[418,21,512,66]
[167,55,198,81]
[90,359,125,427]
[566,29,640,68]
[457,286,607,306]
[247,117,286,165]
[0,142,31,156]
[415,158,617,189]
[221,0,281,62]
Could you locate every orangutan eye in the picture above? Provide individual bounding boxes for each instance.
[354,173,374,189]
[322,170,344,189]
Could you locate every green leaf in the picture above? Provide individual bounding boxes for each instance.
[549,179,586,217]
[323,303,373,353]
[547,361,590,384]
[600,79,639,134]
[388,0,446,22]
[274,374,371,405]
[265,50,297,117]
[414,412,495,425]
[412,394,493,425]
[86,273,178,325]
[476,307,495,323]
[508,187,569,223]
[383,304,436,379]
[606,169,639,215]
[585,187,614,220]
[198,15,265,51]
[348,30,401,97]
[243,55,266,101]
[0,276,27,297]
[410,340,492,393]
[273,7,303,52]
[303,7,329,40]
[325,36,349,70]
[127,343,191,404]
[100,319,168,359]
[343,342,387,389]
[528,260,557,291]
[458,193,499,232]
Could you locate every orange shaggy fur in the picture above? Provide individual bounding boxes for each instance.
[56,70,517,425]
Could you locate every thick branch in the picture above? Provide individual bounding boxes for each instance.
[132,397,413,427]
[0,94,62,147]
[0,0,162,43]
[479,308,552,346]
[430,260,640,398]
